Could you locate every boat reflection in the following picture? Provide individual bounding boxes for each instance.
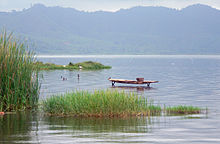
[111,86,157,91]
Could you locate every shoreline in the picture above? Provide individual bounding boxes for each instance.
[36,55,220,59]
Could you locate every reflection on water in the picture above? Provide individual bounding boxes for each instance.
[1,112,213,144]
[182,115,208,120]
[1,56,220,143]
[111,86,156,92]
[0,111,36,143]
[44,116,155,133]
[0,112,163,143]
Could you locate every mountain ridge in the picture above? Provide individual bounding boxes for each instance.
[0,4,220,54]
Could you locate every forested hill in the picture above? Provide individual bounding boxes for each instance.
[0,4,220,54]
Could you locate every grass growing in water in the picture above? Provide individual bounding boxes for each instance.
[35,61,111,70]
[43,90,203,117]
[165,105,201,115]
[0,31,39,112]
[42,90,161,117]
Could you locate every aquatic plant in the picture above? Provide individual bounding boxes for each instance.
[42,90,161,117]
[42,90,203,117]
[165,105,201,115]
[0,31,39,111]
[34,61,111,70]
[70,61,111,70]
[34,61,65,70]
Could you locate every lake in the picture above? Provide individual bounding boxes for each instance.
[1,55,220,143]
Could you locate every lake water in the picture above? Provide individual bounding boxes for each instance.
[1,55,220,143]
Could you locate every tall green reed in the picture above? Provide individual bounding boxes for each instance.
[0,30,39,111]
[42,89,202,117]
[42,90,162,117]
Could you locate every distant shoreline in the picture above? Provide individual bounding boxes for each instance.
[36,55,220,59]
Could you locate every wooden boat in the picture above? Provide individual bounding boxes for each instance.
[108,77,158,87]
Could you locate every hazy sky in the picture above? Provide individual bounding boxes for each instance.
[0,0,220,12]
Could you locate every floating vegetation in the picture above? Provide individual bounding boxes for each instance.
[42,90,162,117]
[165,105,201,115]
[0,31,39,112]
[35,61,111,70]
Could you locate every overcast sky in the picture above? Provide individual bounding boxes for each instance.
[0,0,220,12]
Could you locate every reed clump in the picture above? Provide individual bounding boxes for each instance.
[0,31,39,112]
[42,90,161,117]
[165,105,201,115]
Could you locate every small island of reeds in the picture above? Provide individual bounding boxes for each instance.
[35,61,111,70]
[42,90,202,117]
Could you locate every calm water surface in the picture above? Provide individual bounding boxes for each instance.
[1,55,220,143]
